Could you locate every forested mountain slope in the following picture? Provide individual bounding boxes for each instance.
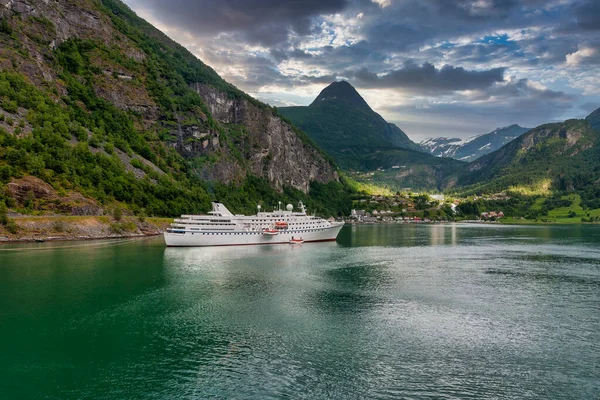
[458,118,600,207]
[0,0,349,217]
[280,81,423,170]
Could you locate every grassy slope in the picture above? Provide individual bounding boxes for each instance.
[501,194,600,224]
[448,114,600,224]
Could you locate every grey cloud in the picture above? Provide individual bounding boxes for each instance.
[350,62,505,93]
[580,102,600,115]
[437,42,534,67]
[197,43,338,92]
[126,0,348,46]
[521,37,580,65]
[269,49,289,63]
[270,48,315,63]
[289,49,314,59]
[365,22,427,52]
[574,0,600,31]
[424,0,520,19]
[470,79,573,102]
[355,0,591,58]
[378,77,575,139]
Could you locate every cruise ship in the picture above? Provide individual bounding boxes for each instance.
[164,202,345,247]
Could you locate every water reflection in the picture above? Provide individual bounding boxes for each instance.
[340,222,600,248]
[163,242,320,264]
[341,223,464,247]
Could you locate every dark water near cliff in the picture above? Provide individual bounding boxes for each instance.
[1,224,599,399]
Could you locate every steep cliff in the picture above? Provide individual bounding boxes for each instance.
[192,84,337,192]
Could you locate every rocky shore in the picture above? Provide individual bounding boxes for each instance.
[0,216,172,243]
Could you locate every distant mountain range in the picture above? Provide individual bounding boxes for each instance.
[420,125,530,162]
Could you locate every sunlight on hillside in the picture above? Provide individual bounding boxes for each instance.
[343,175,395,196]
[508,179,553,196]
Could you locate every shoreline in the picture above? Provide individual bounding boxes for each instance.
[0,233,162,244]
[345,219,598,226]
[0,215,172,244]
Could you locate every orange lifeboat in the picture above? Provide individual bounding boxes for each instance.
[274,221,288,229]
[263,228,279,235]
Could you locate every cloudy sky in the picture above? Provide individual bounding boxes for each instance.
[123,0,600,141]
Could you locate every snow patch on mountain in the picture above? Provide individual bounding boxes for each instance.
[419,125,530,162]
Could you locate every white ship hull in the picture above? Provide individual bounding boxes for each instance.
[164,223,344,247]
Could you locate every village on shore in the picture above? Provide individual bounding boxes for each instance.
[344,193,504,224]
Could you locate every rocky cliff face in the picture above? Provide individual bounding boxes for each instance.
[192,83,337,192]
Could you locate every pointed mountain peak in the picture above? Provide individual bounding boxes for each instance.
[310,81,371,110]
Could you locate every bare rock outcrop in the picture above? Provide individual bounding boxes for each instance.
[7,176,103,215]
[192,83,338,193]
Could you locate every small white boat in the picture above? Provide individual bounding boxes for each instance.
[263,228,279,236]
[289,237,304,244]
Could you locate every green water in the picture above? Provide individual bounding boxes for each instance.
[1,224,599,399]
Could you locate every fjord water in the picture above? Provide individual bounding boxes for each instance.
[1,224,599,399]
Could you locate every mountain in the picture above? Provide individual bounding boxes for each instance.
[0,0,349,218]
[420,125,530,162]
[586,107,600,131]
[458,118,600,207]
[279,81,463,189]
[280,81,424,169]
